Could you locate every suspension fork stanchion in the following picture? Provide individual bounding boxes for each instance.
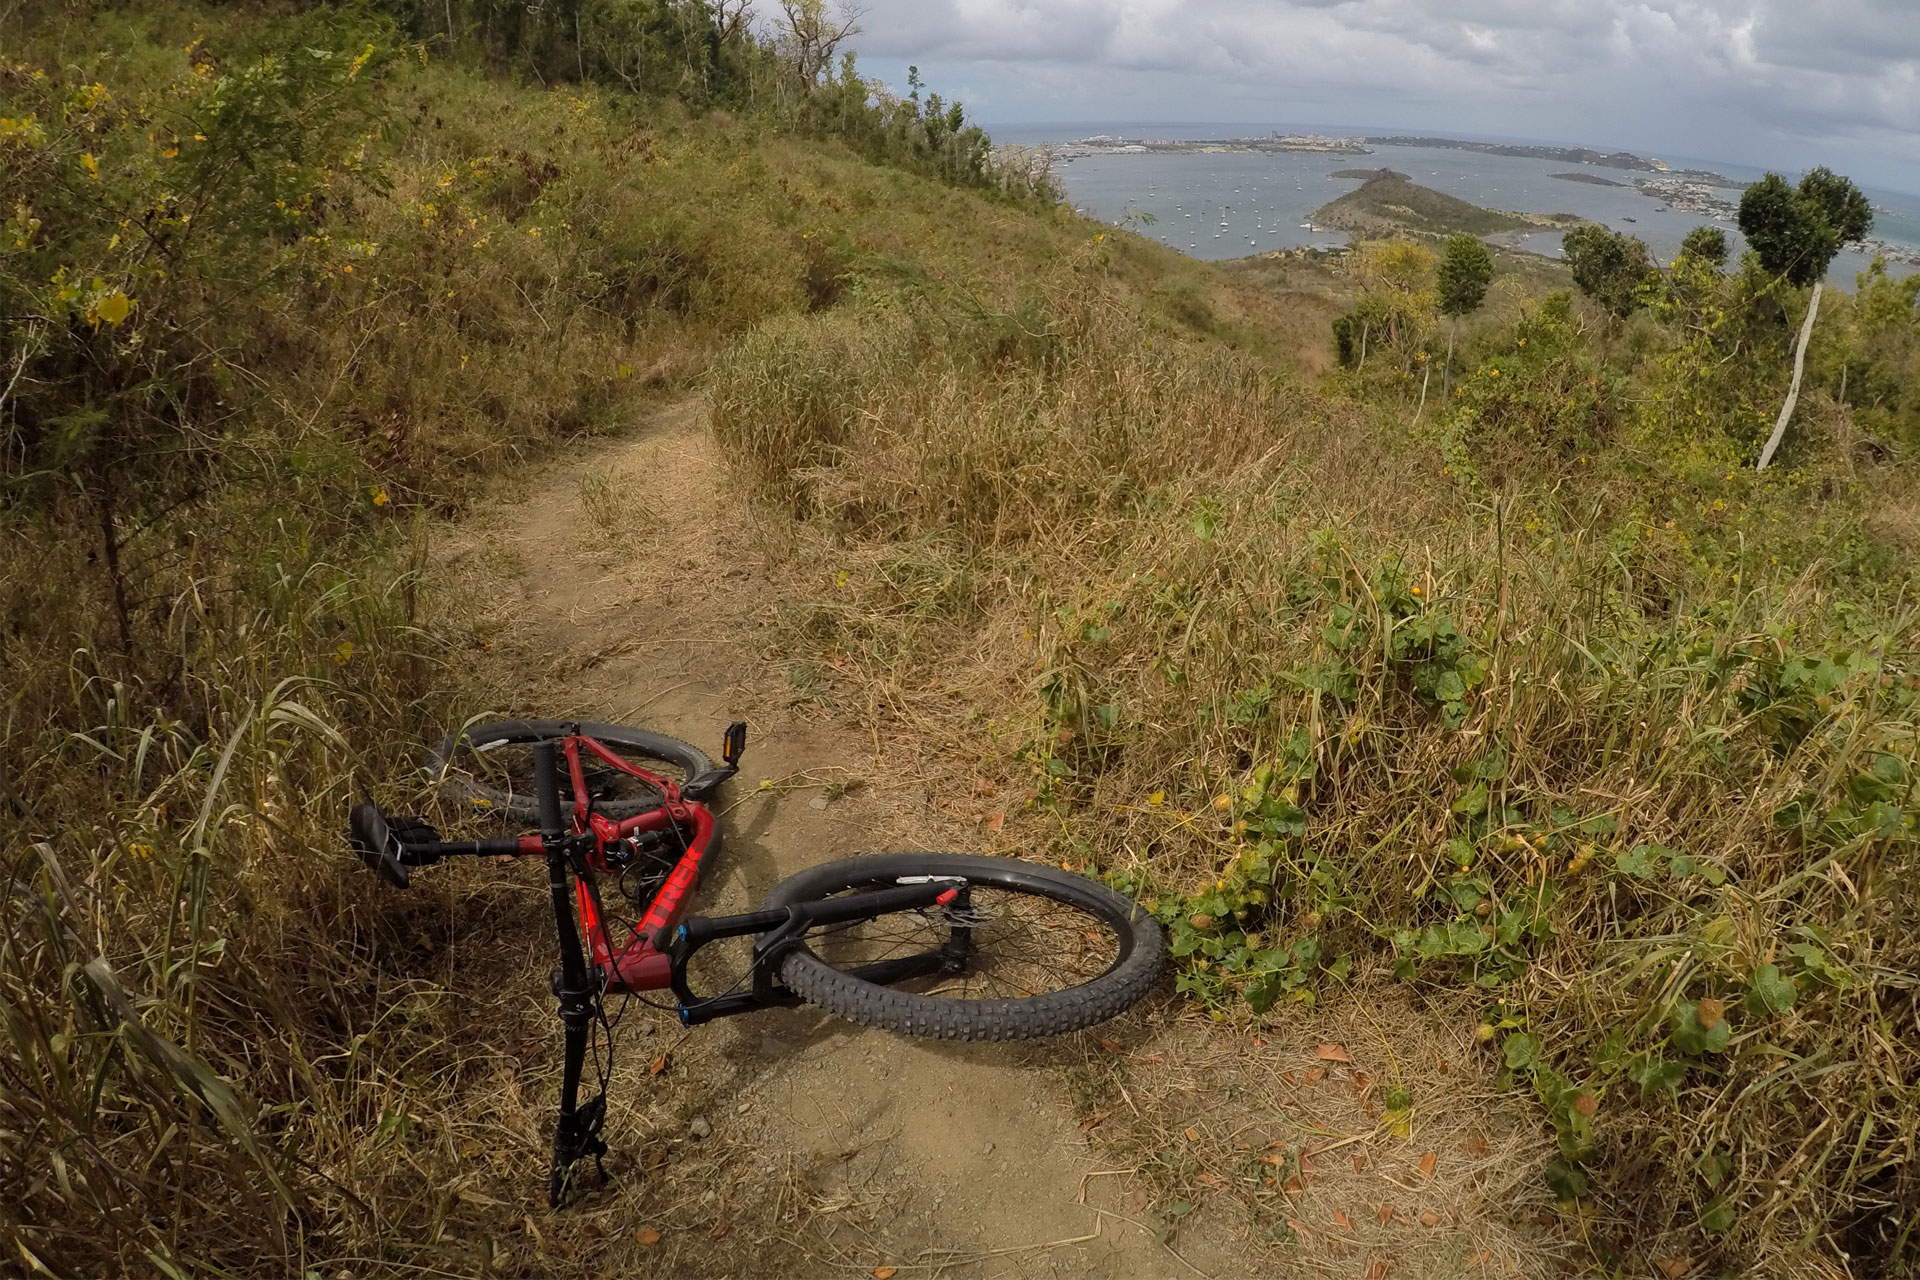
[943,882,975,974]
[536,741,606,1207]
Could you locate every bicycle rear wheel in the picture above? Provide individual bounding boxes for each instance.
[759,853,1165,1041]
[431,718,713,822]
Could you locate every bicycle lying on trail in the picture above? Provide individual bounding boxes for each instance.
[348,718,1166,1205]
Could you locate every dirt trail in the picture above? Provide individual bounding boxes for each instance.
[434,399,1567,1278]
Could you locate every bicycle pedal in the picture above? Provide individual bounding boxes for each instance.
[721,720,747,766]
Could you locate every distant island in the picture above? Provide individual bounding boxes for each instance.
[1366,135,1651,170]
[1312,169,1582,238]
[1054,132,1370,159]
[1552,172,1627,187]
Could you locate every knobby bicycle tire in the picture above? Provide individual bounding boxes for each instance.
[430,718,714,821]
[760,852,1166,1041]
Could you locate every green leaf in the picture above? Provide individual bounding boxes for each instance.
[1671,1001,1732,1055]
[1452,781,1489,817]
[1747,963,1798,1015]
[1544,1159,1589,1200]
[1699,1195,1736,1233]
[1668,853,1696,880]
[1615,845,1655,879]
[1628,1056,1687,1092]
[1503,1032,1541,1070]
[1696,1150,1732,1189]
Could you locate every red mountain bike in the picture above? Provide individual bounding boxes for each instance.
[348,718,1165,1205]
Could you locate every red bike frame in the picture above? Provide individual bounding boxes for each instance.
[492,734,720,993]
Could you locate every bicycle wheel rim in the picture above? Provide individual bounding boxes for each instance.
[761,853,1165,1041]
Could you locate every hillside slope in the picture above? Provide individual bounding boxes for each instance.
[6,3,1919,1277]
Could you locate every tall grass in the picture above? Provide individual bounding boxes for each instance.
[708,263,1920,1273]
[0,6,1108,1270]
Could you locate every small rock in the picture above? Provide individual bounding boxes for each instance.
[981,1142,994,1156]
[736,1101,752,1114]
[809,795,830,810]
[689,1115,713,1139]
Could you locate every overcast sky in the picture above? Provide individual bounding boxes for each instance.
[839,0,1920,194]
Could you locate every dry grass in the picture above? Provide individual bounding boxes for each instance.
[1065,986,1572,1279]
[707,261,1920,1275]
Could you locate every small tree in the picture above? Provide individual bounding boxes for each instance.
[1679,225,1728,268]
[1562,223,1654,318]
[1737,168,1873,287]
[1436,233,1494,398]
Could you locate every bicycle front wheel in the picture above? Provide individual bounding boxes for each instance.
[430,718,713,822]
[759,853,1165,1041]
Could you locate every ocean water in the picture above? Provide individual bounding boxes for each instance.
[996,125,1920,287]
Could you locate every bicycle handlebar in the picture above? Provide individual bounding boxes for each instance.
[348,802,530,887]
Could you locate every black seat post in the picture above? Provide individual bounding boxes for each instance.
[536,740,604,1205]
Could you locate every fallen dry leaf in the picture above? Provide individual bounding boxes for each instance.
[1366,1259,1394,1280]
[1352,1153,1368,1172]
[972,776,996,797]
[1251,1034,1269,1048]
[1419,1210,1440,1227]
[1376,1203,1394,1225]
[1317,1043,1351,1062]
[1281,1070,1296,1085]
[873,1269,900,1280]
[1418,1151,1438,1179]
[1285,1176,1306,1194]
[1572,1094,1599,1117]
[1184,1126,1201,1143]
[1656,1256,1691,1279]
[1196,1171,1224,1187]
[1080,1109,1110,1132]
[1300,1156,1320,1175]
[1259,1153,1286,1166]
[1129,1188,1149,1212]
[1333,1210,1355,1230]
[1351,1070,1372,1091]
[1697,998,1726,1030]
[1098,1037,1124,1054]
[648,1053,670,1077]
[1306,1067,1326,1083]
[1464,1134,1490,1158]
[1286,1219,1313,1238]
[984,811,1005,833]
[635,1228,661,1246]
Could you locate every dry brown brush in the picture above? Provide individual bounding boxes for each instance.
[709,262,1920,1275]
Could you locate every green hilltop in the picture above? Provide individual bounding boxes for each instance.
[1315,168,1583,238]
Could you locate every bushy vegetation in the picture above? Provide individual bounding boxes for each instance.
[711,220,1920,1270]
[0,4,1086,1271]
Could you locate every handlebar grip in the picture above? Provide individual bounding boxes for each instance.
[532,741,564,838]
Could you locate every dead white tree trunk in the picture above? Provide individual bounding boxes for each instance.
[1756,282,1822,472]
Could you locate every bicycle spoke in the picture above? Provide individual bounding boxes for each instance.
[799,885,1121,1002]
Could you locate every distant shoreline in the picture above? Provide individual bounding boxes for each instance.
[1043,131,1743,187]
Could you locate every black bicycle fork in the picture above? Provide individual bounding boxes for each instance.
[531,742,609,1207]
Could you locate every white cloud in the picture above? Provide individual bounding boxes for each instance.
[837,0,1920,190]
